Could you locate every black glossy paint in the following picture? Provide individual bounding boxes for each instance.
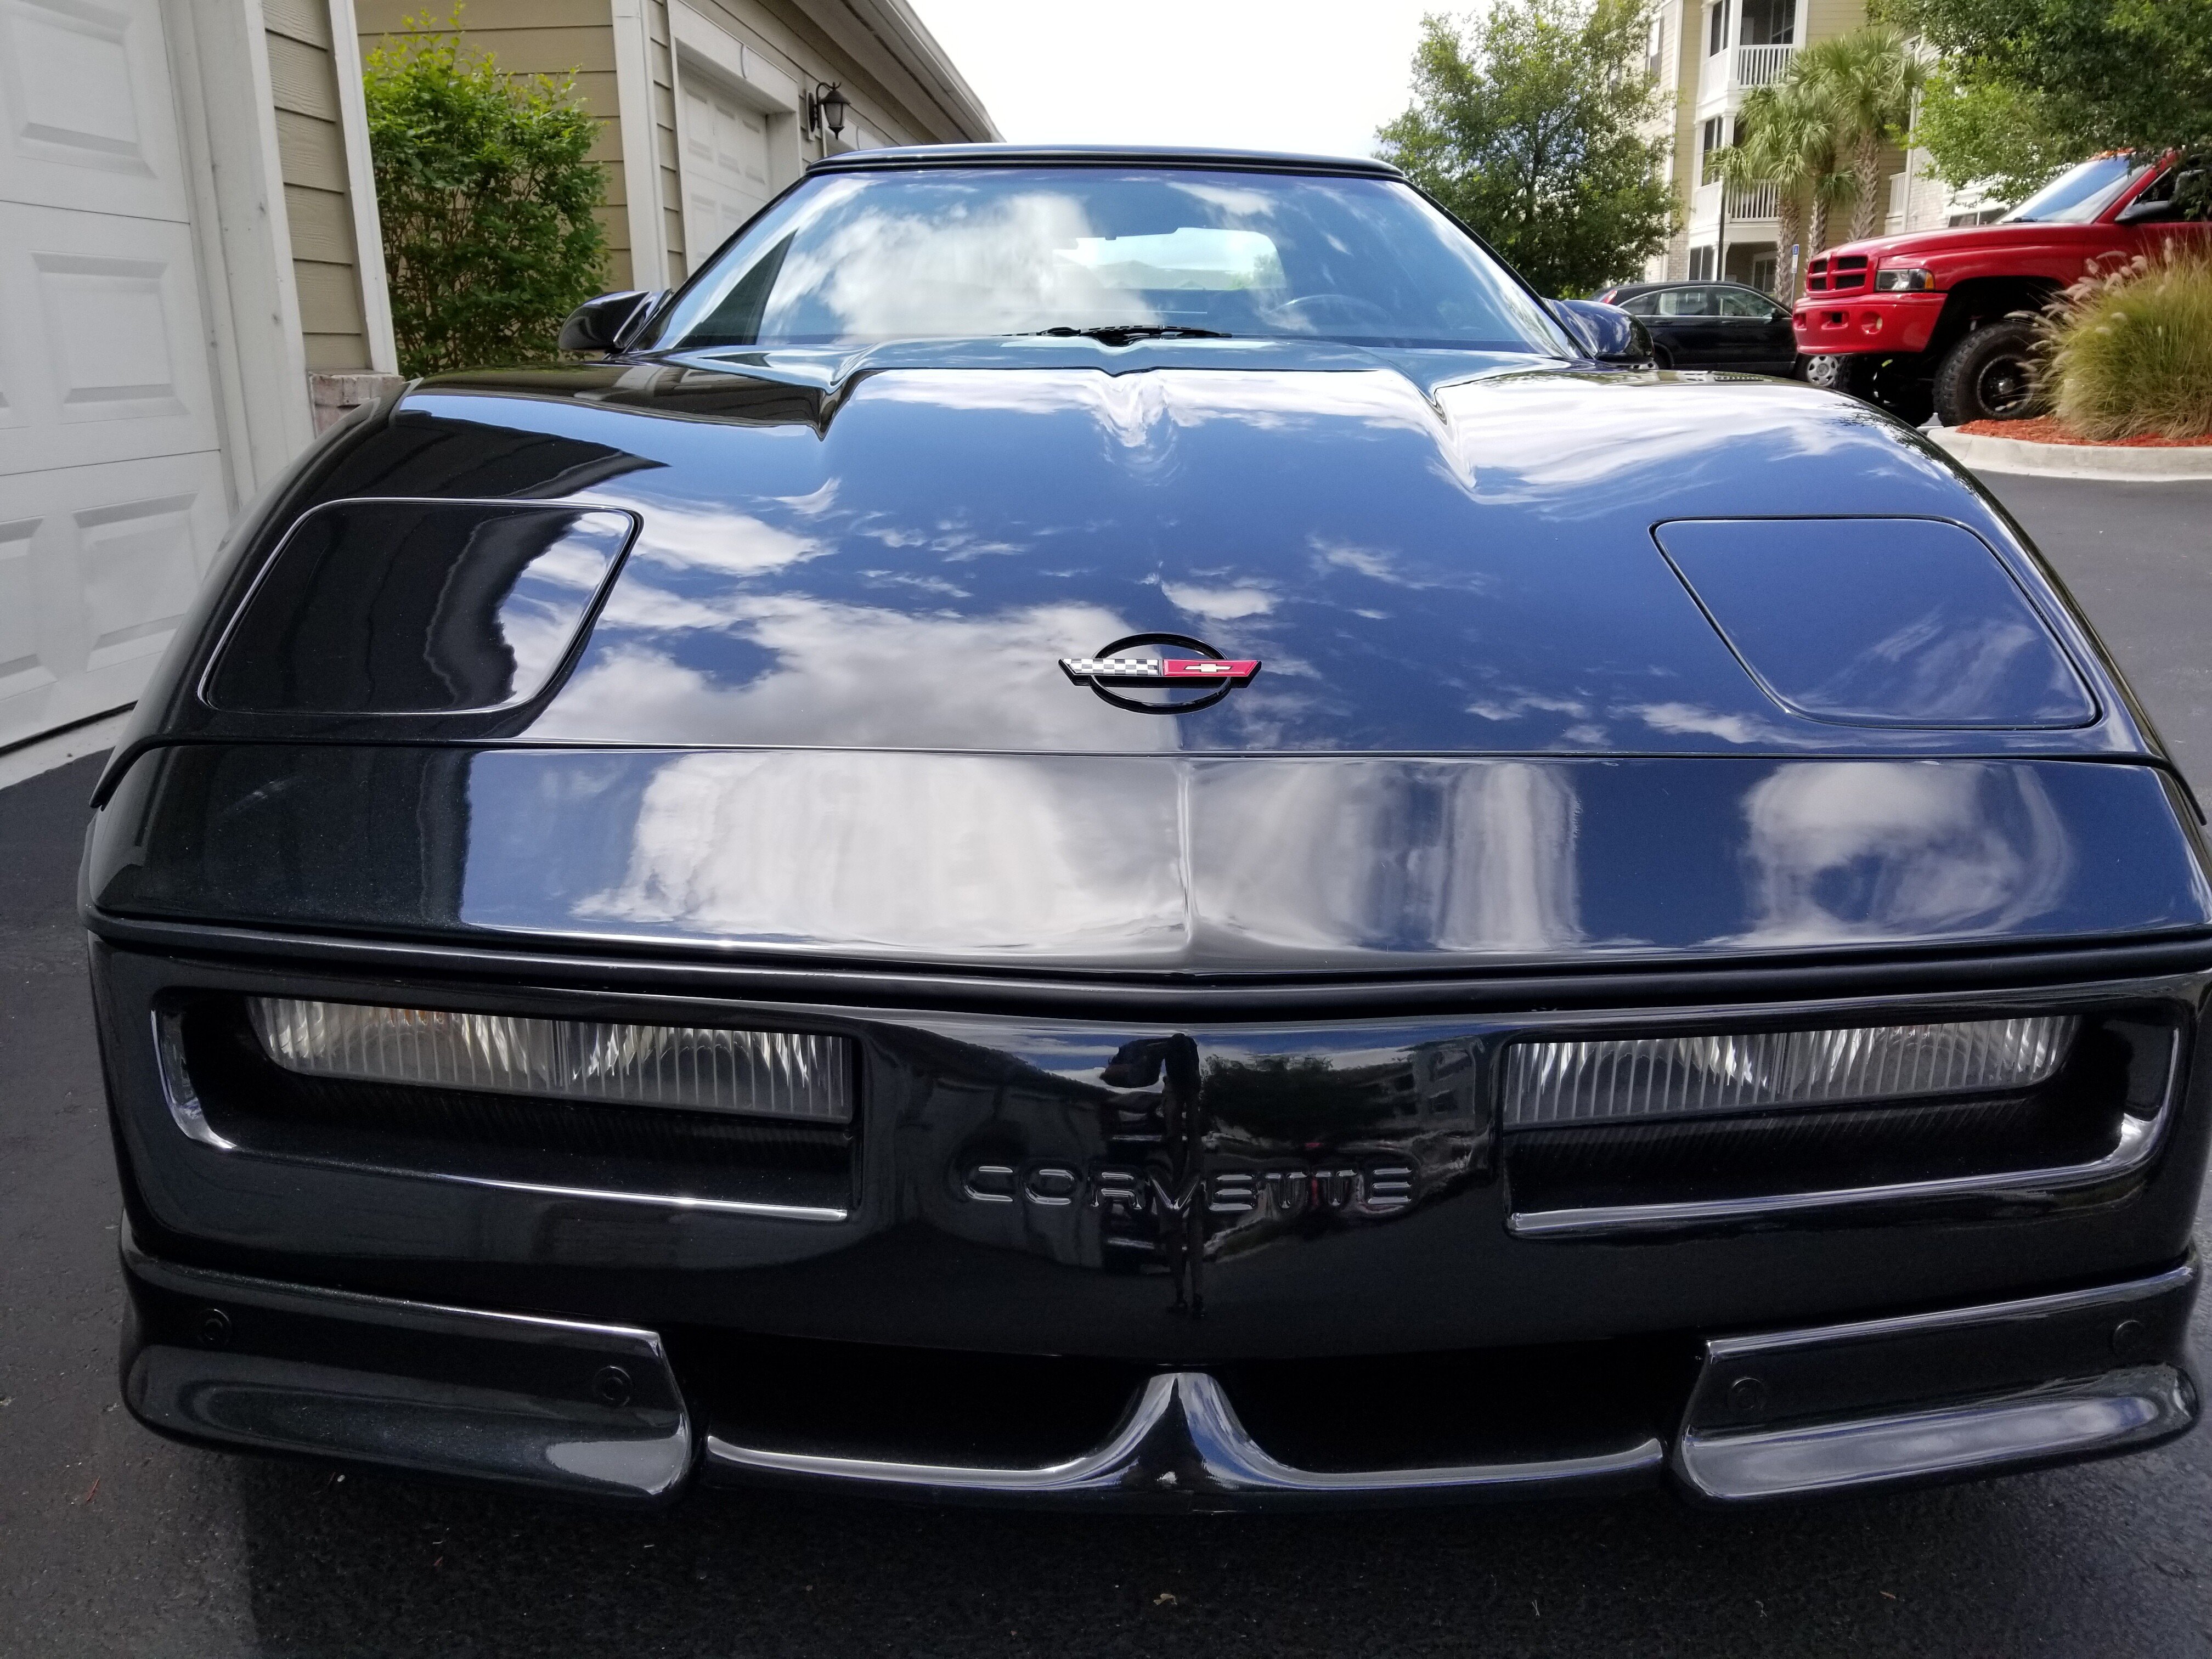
[207,501,635,714]
[98,353,2172,776]
[1603,282,1798,374]
[88,746,2212,968]
[1656,517,2097,728]
[78,150,2212,1509]
[91,938,2212,1364]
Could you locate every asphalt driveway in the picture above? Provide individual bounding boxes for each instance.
[6,473,2212,1659]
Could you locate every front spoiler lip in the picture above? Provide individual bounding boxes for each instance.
[702,1374,1663,1510]
[118,1227,2200,1512]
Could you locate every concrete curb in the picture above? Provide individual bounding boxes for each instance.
[1927,426,2212,481]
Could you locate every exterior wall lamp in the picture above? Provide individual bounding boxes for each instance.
[807,82,849,140]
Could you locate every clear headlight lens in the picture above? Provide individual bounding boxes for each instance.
[1874,266,1935,292]
[249,998,854,1123]
[1503,1015,2076,1129]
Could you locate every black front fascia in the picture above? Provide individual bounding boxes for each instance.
[92,935,2212,1367]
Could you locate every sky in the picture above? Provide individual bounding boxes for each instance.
[905,0,1448,160]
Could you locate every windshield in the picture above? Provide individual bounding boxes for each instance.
[645,167,1568,354]
[2003,154,2153,224]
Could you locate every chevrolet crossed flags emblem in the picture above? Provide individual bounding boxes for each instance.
[1059,632,1262,715]
[1058,655,1262,687]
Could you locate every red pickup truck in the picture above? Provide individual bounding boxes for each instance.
[1793,151,2209,425]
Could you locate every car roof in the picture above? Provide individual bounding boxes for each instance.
[808,143,1404,179]
[1604,280,1769,295]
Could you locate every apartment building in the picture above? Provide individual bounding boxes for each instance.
[1639,0,1985,291]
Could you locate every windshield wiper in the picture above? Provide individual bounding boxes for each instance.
[1020,324,1231,346]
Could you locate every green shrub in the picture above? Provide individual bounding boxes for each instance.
[2042,246,2212,440]
[364,15,609,377]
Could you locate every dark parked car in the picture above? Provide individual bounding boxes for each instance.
[89,146,2208,1514]
[1594,280,1799,374]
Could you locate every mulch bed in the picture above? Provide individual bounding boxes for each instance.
[1958,416,2212,448]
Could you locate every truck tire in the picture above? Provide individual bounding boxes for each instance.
[1870,356,1935,426]
[1933,319,2046,425]
[1803,352,1931,422]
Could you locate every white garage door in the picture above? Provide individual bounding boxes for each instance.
[0,0,230,748]
[681,74,772,264]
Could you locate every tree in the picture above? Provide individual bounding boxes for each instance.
[364,15,610,376]
[1906,76,2080,205]
[1876,0,2212,198]
[1377,0,1676,296]
[1717,77,1848,297]
[1797,27,1923,241]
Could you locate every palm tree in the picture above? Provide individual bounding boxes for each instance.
[1718,77,1848,298]
[1797,27,1923,243]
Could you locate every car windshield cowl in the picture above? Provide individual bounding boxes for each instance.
[1022,323,1233,345]
[642,165,1573,358]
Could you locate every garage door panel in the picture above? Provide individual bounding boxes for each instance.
[680,74,770,261]
[0,0,189,221]
[0,449,225,746]
[0,202,216,477]
[0,0,227,748]
[0,513,51,701]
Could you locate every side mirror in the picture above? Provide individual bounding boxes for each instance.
[1549,297,1655,365]
[557,289,664,354]
[2115,194,2177,225]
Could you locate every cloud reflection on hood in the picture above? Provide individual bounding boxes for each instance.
[1732,761,2073,946]
[1190,759,1582,954]
[572,749,1188,957]
[1433,375,1954,516]
[537,592,1177,751]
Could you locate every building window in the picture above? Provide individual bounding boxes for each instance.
[1737,0,1793,46]
[1647,15,1663,77]
[1689,245,1717,280]
[1700,116,1726,182]
[1707,2,1727,57]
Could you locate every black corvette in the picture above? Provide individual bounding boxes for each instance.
[86,146,2209,1512]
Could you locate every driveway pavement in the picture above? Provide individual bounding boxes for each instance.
[7,475,2212,1659]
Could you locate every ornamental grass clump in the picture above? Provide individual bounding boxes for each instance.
[2041,245,2212,441]
[364,14,608,377]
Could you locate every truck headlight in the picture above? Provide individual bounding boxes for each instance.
[1874,267,1934,292]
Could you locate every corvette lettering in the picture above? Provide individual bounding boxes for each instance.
[962,1160,1414,1216]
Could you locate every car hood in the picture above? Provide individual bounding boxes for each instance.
[225,342,2146,762]
[93,344,2200,969]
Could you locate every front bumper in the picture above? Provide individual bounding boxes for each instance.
[93,924,2212,1509]
[122,1228,2198,1510]
[1794,294,1945,357]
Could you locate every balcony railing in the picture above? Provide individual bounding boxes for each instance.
[1736,43,1795,87]
[1701,41,1795,103]
[1690,179,1781,227]
[1729,182,1779,221]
